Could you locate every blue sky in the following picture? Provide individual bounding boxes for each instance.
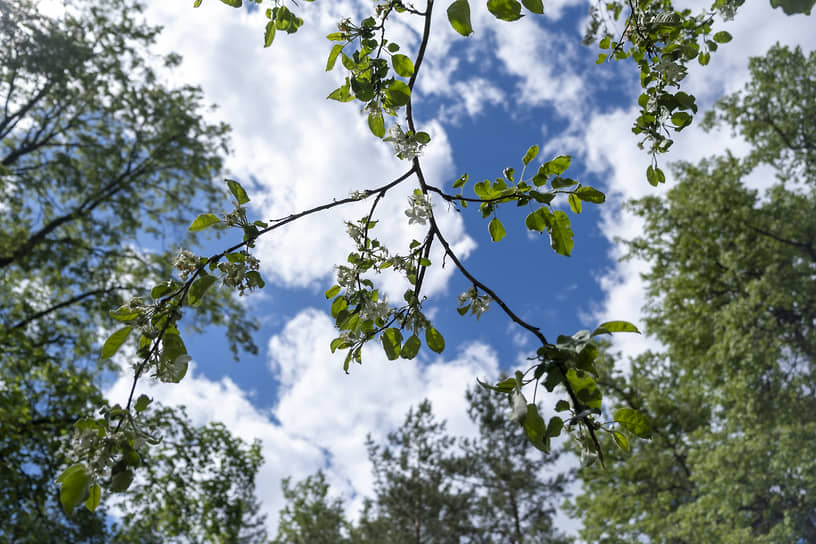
[99,0,816,537]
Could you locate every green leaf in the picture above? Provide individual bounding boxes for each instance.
[447,0,474,36]
[110,305,140,323]
[368,110,385,138]
[592,320,641,336]
[522,144,539,165]
[110,469,134,492]
[488,217,506,242]
[525,207,550,232]
[548,211,574,256]
[189,213,221,232]
[614,408,652,439]
[327,81,354,102]
[326,43,343,70]
[264,20,276,47]
[671,111,692,129]
[188,274,216,306]
[220,0,242,6]
[425,326,445,353]
[85,484,101,512]
[712,30,733,43]
[521,0,544,14]
[100,326,132,359]
[568,193,582,214]
[400,334,421,359]
[134,394,152,412]
[391,54,414,77]
[612,430,630,452]
[57,464,91,514]
[575,186,606,203]
[415,131,431,144]
[386,80,411,107]
[324,285,341,299]
[487,0,524,21]
[769,0,815,14]
[193,0,202,7]
[163,354,191,383]
[555,399,570,412]
[540,155,571,176]
[381,328,403,361]
[547,415,564,438]
[550,176,577,189]
[566,369,602,410]
[330,296,347,318]
[522,404,550,452]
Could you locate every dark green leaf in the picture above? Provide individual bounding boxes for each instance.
[110,469,134,492]
[546,415,564,438]
[522,404,550,452]
[548,211,574,256]
[550,177,577,189]
[100,326,132,359]
[521,0,544,14]
[712,30,733,43]
[188,213,221,232]
[134,394,152,412]
[447,0,474,36]
[425,326,445,353]
[400,334,421,359]
[555,399,570,412]
[220,0,242,6]
[614,408,652,439]
[769,0,815,13]
[566,369,602,410]
[575,186,606,203]
[386,80,411,107]
[188,274,216,306]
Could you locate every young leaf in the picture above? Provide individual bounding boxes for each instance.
[324,285,341,299]
[540,155,571,176]
[391,53,414,77]
[368,111,385,138]
[381,327,403,361]
[522,144,539,165]
[326,43,343,71]
[264,20,276,47]
[400,334,421,359]
[591,320,640,336]
[425,326,445,353]
[614,408,652,439]
[188,213,221,232]
[488,217,506,242]
[100,326,132,359]
[568,193,582,214]
[85,484,101,512]
[612,430,630,452]
[447,0,474,36]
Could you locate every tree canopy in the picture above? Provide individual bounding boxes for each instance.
[569,43,816,543]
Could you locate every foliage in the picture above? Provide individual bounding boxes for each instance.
[569,44,816,543]
[37,0,809,518]
[0,0,266,539]
[274,391,569,543]
[273,470,351,544]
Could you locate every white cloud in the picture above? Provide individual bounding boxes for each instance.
[107,308,500,533]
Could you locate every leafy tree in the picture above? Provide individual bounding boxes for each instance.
[273,470,351,544]
[43,0,811,520]
[362,400,475,543]
[0,0,266,539]
[569,44,816,543]
[461,384,571,544]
